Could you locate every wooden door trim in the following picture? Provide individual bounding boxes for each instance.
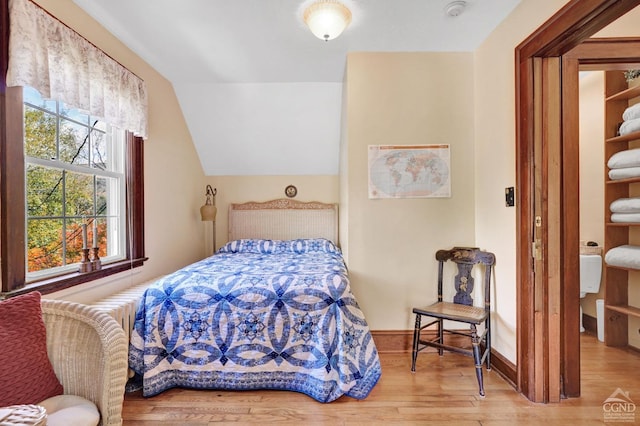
[517,0,640,58]
[560,53,581,399]
[515,0,640,403]
[565,37,640,63]
[544,57,563,403]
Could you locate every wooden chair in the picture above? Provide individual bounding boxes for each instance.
[410,247,496,396]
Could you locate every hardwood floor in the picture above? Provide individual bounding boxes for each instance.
[122,334,639,425]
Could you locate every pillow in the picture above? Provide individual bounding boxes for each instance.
[218,238,341,255]
[0,291,64,406]
[277,238,341,254]
[218,239,277,254]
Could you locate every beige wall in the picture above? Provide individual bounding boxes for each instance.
[474,0,573,362]
[343,52,476,329]
[579,71,606,318]
[37,0,640,360]
[206,176,340,253]
[35,0,206,302]
[475,1,640,361]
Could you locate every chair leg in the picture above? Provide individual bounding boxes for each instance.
[411,314,421,372]
[437,318,443,356]
[485,321,491,371]
[471,324,485,397]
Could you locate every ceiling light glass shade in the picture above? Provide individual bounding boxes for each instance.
[303,1,352,41]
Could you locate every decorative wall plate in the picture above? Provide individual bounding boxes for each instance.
[285,185,297,198]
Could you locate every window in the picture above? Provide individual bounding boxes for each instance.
[24,87,127,281]
[0,86,146,295]
[1,0,146,296]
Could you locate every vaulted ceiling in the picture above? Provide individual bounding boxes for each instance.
[72,0,522,175]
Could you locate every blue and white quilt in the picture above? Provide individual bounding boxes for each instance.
[129,238,381,402]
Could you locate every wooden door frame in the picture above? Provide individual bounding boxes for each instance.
[515,0,640,403]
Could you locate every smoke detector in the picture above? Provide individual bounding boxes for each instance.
[445,1,467,17]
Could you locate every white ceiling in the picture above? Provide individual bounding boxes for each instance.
[71,0,522,175]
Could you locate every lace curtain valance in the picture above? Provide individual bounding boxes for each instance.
[6,0,148,139]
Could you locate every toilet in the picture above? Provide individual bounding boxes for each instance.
[579,254,602,332]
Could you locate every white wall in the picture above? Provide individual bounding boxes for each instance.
[175,83,343,176]
[34,0,207,303]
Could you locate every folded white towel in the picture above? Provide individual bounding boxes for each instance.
[605,245,640,269]
[609,166,640,180]
[610,197,640,213]
[623,103,640,122]
[619,117,640,136]
[608,148,640,169]
[611,213,640,223]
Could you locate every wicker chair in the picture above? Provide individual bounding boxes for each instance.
[41,299,128,426]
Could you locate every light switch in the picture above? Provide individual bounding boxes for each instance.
[505,187,515,207]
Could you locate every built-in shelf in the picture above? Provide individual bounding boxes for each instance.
[606,84,640,102]
[606,130,640,144]
[604,264,640,272]
[603,70,640,349]
[606,304,640,319]
[606,176,640,185]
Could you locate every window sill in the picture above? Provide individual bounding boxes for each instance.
[1,257,148,299]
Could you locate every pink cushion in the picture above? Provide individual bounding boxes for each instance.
[0,291,64,405]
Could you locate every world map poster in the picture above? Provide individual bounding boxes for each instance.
[368,144,451,199]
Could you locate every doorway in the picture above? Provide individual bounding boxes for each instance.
[515,0,640,403]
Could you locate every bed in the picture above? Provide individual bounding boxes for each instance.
[128,199,381,402]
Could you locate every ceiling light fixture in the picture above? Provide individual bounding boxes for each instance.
[303,1,352,42]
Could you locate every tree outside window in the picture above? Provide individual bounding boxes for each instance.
[24,86,126,281]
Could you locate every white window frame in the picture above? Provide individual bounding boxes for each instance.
[24,88,126,282]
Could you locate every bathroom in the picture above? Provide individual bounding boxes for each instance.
[579,69,640,351]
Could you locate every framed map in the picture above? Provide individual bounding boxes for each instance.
[368,144,451,199]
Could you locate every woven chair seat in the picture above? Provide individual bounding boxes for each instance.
[413,301,487,323]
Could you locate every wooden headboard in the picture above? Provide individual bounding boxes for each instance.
[228,199,338,244]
